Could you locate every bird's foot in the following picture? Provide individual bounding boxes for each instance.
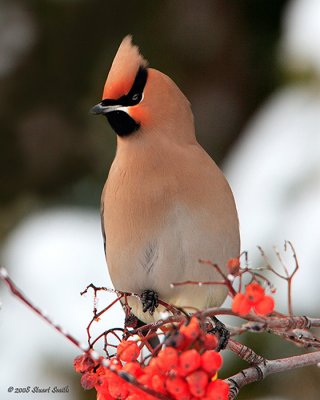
[141,289,159,315]
[209,316,230,352]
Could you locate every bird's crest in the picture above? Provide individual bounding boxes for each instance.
[102,35,148,101]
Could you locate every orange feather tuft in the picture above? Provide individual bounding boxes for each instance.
[102,35,148,100]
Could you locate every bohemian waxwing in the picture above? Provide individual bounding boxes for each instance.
[91,36,240,326]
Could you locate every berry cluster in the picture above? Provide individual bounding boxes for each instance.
[74,317,229,400]
[232,282,275,316]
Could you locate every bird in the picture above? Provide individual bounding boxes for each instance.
[91,35,240,330]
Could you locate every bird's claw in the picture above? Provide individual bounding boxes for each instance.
[141,289,159,315]
[209,316,230,351]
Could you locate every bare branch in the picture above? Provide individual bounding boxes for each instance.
[227,351,320,399]
[227,339,266,365]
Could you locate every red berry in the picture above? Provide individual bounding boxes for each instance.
[245,282,265,304]
[180,316,201,341]
[156,346,179,372]
[137,373,152,388]
[95,375,110,396]
[227,258,240,275]
[201,351,223,375]
[73,354,95,373]
[179,349,201,376]
[254,295,275,315]
[166,375,190,398]
[186,370,209,397]
[117,340,140,362]
[80,372,97,390]
[152,374,167,394]
[166,331,190,350]
[123,361,144,378]
[126,395,141,400]
[179,394,192,400]
[232,293,251,316]
[204,333,218,350]
[95,364,107,376]
[96,390,114,400]
[206,379,229,400]
[108,375,128,399]
[145,357,161,375]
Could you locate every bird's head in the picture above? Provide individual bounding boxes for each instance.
[91,36,195,143]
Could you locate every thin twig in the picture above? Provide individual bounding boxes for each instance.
[0,267,85,350]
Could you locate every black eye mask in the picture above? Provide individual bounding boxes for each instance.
[101,66,148,107]
[91,66,148,136]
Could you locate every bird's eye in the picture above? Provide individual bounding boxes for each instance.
[132,93,140,102]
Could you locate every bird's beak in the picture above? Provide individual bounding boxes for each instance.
[90,102,124,115]
[90,102,105,115]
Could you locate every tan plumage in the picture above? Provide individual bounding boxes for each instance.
[93,36,240,323]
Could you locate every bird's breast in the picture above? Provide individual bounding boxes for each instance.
[103,198,237,311]
[101,148,239,321]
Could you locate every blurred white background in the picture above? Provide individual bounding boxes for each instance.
[225,0,320,315]
[0,209,123,400]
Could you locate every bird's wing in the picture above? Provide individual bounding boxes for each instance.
[100,198,106,255]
